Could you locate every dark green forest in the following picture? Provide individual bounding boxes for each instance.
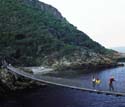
[0,0,113,66]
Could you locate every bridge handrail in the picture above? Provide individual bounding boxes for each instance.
[6,65,125,96]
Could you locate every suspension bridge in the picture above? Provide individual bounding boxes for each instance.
[3,64,125,97]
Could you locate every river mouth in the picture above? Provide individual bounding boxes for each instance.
[36,66,125,93]
[1,66,125,107]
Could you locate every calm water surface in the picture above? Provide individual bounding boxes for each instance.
[77,66,125,92]
[0,66,125,107]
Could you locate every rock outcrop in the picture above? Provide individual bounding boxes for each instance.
[0,68,37,97]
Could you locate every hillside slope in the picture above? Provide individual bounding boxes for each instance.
[0,0,115,68]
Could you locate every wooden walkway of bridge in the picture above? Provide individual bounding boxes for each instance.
[5,65,125,97]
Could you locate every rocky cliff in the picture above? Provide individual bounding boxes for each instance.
[0,68,39,97]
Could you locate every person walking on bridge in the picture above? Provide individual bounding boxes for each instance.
[95,77,101,90]
[92,76,96,88]
[95,78,101,85]
[109,76,115,91]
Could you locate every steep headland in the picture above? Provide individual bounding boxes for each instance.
[0,0,121,94]
[0,0,117,68]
